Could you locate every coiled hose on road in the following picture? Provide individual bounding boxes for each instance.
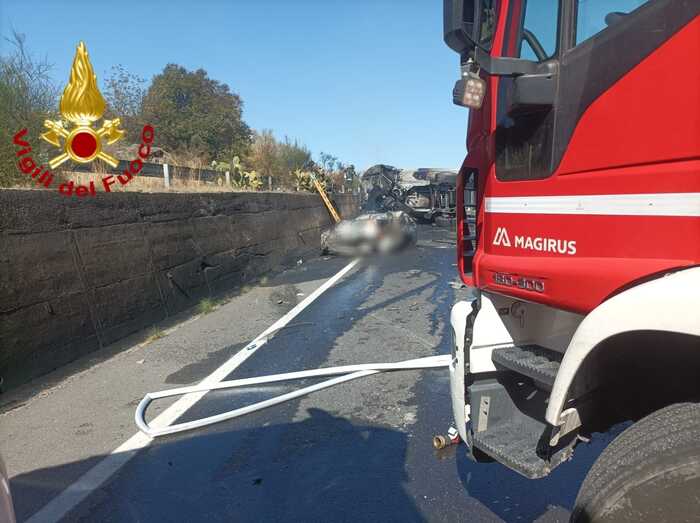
[135,355,451,438]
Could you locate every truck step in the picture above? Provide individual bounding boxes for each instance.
[472,420,553,479]
[491,345,562,390]
[471,418,575,479]
[468,377,578,478]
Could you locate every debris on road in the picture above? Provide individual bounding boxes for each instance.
[432,426,461,449]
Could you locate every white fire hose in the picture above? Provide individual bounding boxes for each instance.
[135,354,451,438]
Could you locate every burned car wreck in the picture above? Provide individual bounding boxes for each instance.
[320,211,417,256]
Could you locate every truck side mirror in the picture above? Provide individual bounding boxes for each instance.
[443,0,479,54]
[474,46,540,76]
[473,47,558,110]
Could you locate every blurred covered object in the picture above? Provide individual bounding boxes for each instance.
[321,211,417,256]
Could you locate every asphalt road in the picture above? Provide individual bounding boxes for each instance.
[1,225,620,522]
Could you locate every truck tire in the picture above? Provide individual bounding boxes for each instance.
[572,402,700,523]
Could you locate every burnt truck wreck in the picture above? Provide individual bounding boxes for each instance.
[361,164,458,225]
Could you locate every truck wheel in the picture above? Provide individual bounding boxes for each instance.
[572,402,700,523]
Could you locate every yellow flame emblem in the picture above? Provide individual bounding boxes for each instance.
[60,42,106,125]
[41,42,124,169]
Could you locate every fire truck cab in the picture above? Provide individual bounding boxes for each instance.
[444,0,700,520]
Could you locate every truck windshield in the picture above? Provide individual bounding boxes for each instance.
[478,0,498,50]
[519,0,559,61]
[575,0,650,45]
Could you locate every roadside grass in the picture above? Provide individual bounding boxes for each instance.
[144,326,166,345]
[198,298,220,315]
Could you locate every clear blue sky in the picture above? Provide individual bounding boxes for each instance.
[0,0,468,171]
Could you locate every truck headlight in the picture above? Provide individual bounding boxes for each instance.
[453,71,486,110]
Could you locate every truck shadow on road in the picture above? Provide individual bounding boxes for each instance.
[12,227,464,522]
[12,408,426,522]
[454,426,625,522]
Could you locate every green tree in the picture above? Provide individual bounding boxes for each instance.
[248,129,277,184]
[140,64,252,162]
[319,151,338,174]
[275,136,312,187]
[0,32,58,187]
[103,64,146,139]
[245,131,315,189]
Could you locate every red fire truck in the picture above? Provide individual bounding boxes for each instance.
[443,0,700,520]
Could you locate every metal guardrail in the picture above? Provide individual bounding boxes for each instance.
[71,161,359,193]
[72,161,224,184]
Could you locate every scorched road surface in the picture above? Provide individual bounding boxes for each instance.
[2,225,619,522]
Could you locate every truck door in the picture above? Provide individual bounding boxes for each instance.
[481,0,700,314]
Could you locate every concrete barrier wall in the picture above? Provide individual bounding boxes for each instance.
[0,190,359,389]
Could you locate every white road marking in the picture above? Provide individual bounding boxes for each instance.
[26,258,360,523]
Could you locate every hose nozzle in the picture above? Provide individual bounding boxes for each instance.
[433,427,460,449]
